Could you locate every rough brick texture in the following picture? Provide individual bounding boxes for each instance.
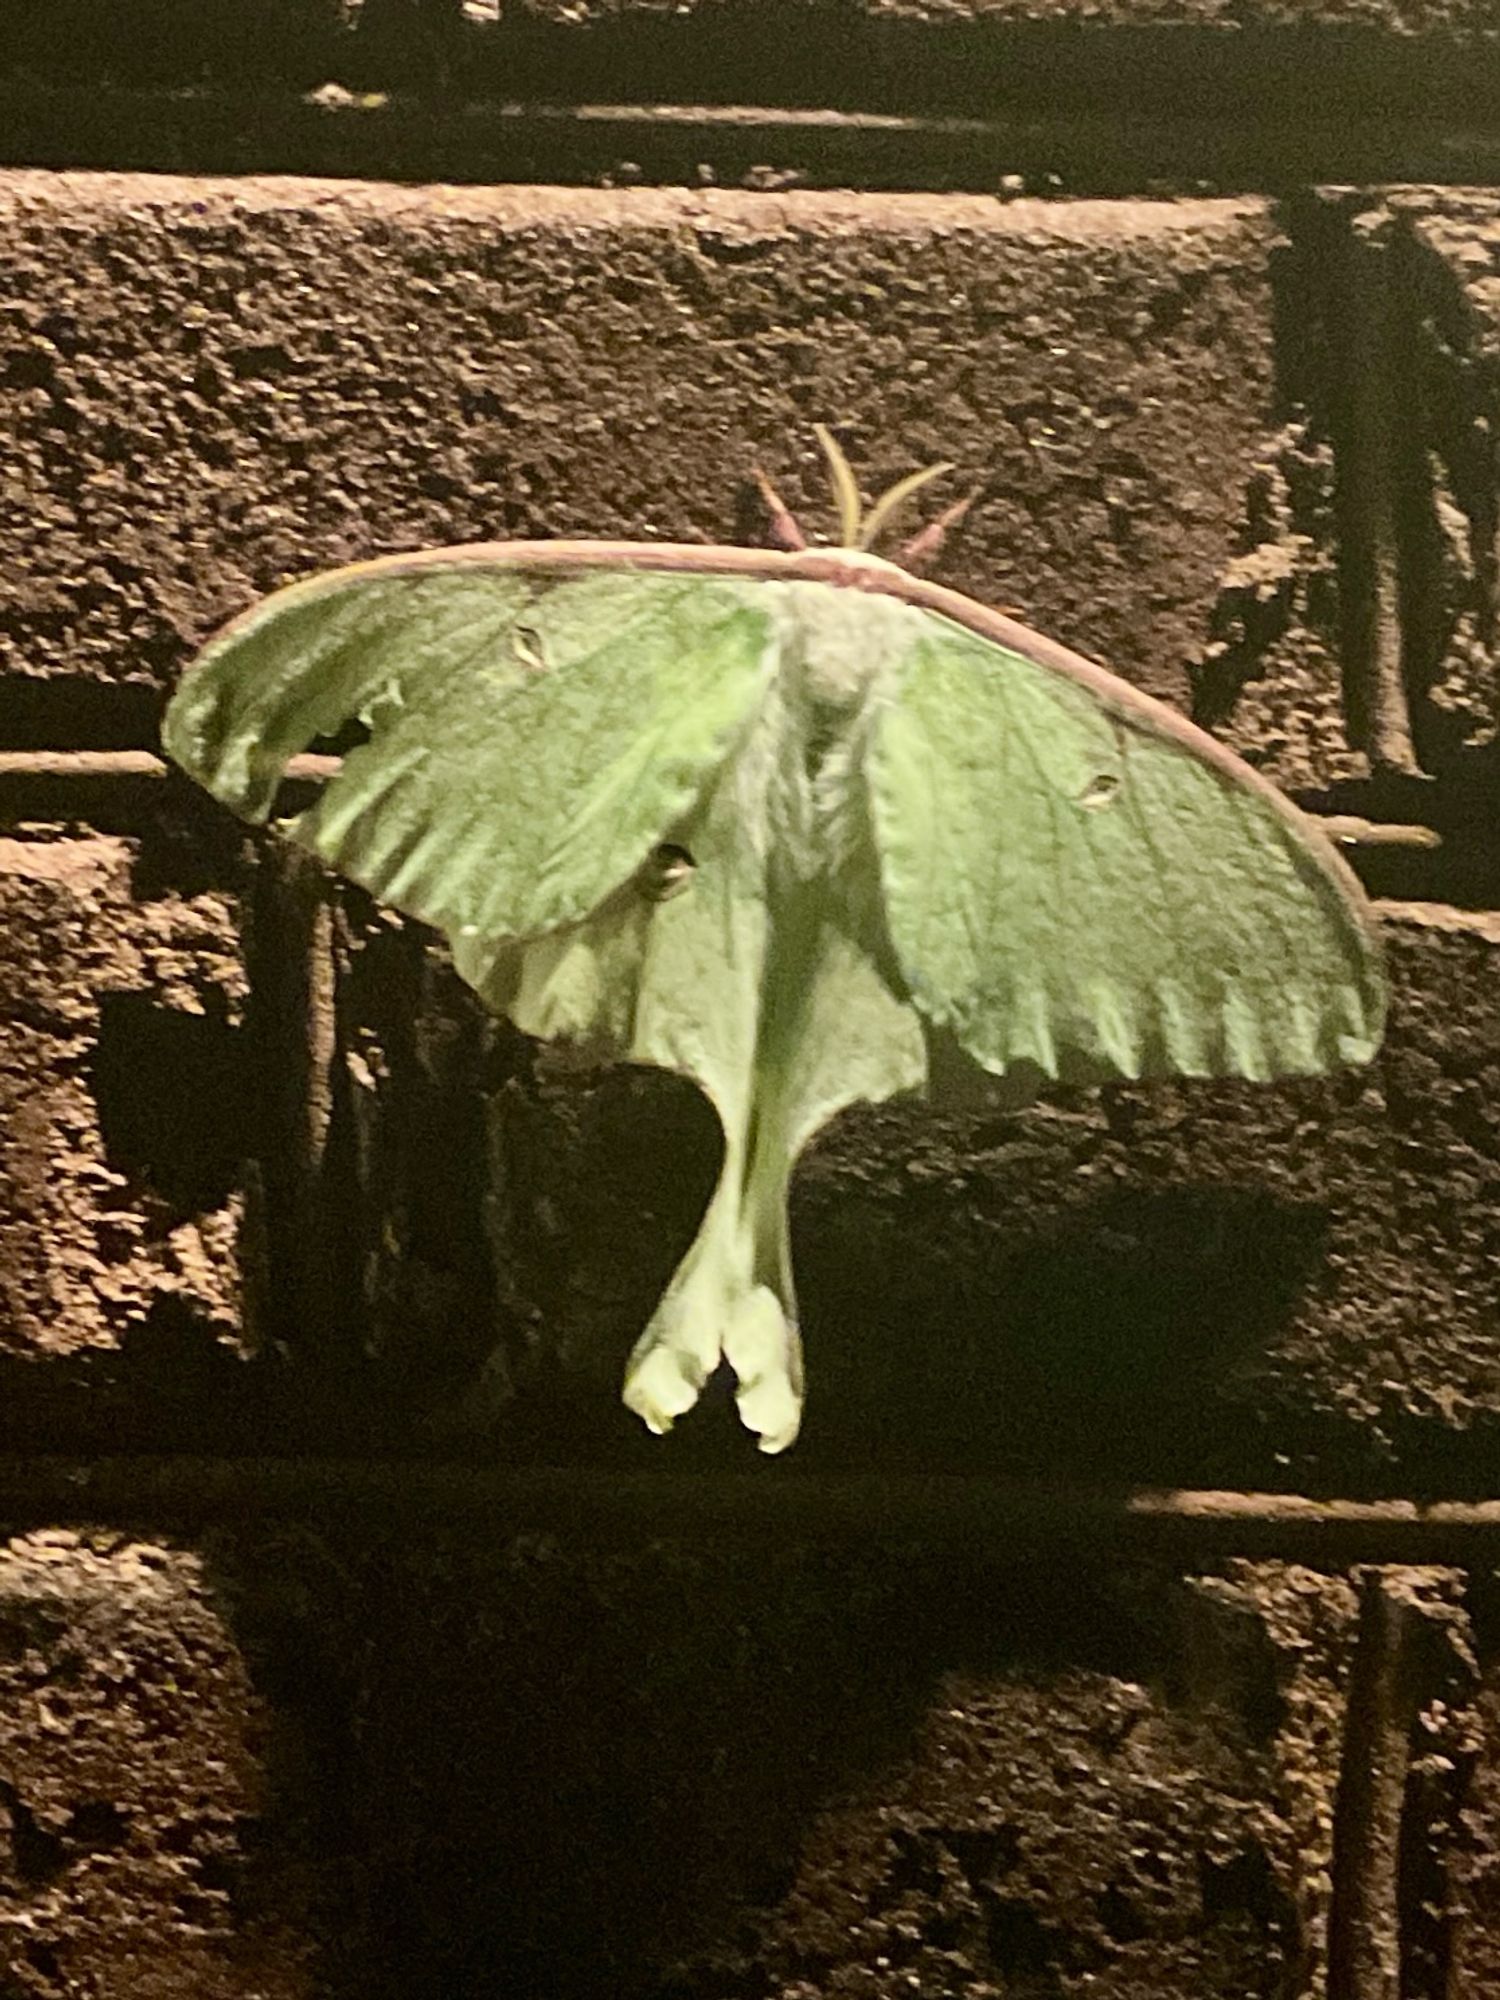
[485,902,1500,1490]
[0,174,1282,734]
[7,866,1499,1488]
[0,821,249,1427]
[4,73,1500,2000]
[1,1526,1453,2000]
[2,0,1493,99]
[5,174,1500,1488]
[502,0,1495,20]
[0,1530,310,2000]
[1384,190,1500,774]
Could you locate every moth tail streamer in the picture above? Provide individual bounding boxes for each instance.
[621,1157,803,1455]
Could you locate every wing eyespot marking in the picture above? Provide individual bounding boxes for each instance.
[639,843,696,903]
[512,624,549,673]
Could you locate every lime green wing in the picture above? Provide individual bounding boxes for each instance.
[163,559,778,946]
[866,608,1386,1086]
[162,553,872,1457]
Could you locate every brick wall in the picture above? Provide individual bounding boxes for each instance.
[2,9,1500,1997]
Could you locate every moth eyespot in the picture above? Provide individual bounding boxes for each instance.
[640,843,695,902]
[1079,773,1121,810]
[512,624,548,672]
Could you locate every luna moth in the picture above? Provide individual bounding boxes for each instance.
[163,429,1387,1454]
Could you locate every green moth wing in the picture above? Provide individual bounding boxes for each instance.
[867,609,1385,1087]
[164,559,778,944]
[163,539,1387,1456]
[162,547,930,1455]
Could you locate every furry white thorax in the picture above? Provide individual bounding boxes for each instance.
[776,576,917,711]
[741,579,916,887]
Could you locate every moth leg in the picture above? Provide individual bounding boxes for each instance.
[899,485,981,573]
[752,466,809,552]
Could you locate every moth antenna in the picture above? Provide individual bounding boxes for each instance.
[858,460,956,553]
[898,484,982,572]
[752,465,809,551]
[812,423,864,549]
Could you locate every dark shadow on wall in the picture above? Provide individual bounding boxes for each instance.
[0,1017,1354,1483]
[787,1178,1330,1483]
[478,1058,1357,1490]
[91,989,247,1217]
[4,913,1469,1491]
[199,1527,1302,2000]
